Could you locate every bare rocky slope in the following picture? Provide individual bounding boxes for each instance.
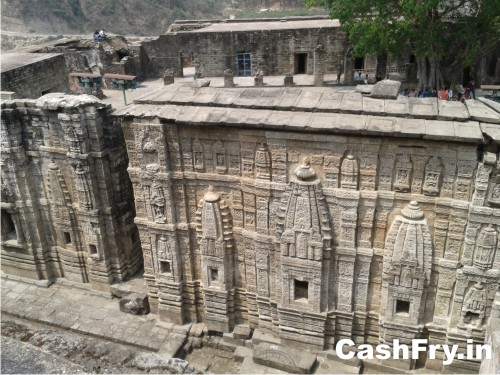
[1,0,309,36]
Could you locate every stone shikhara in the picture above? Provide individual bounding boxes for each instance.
[2,87,500,373]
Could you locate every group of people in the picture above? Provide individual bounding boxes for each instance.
[403,80,476,102]
[93,30,107,43]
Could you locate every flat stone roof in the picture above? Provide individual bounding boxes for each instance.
[134,84,500,124]
[186,18,340,33]
[115,102,485,143]
[1,52,63,73]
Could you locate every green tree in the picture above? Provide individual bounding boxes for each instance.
[307,0,500,89]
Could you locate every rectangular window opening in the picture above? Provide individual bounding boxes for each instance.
[294,279,309,302]
[160,261,171,274]
[89,244,98,256]
[395,299,410,314]
[209,267,219,281]
[63,231,72,244]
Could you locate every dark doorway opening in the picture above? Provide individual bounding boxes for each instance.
[294,53,308,74]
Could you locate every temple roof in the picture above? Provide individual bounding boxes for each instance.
[115,84,500,144]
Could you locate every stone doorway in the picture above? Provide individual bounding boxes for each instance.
[294,52,308,74]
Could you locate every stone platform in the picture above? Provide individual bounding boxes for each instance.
[0,274,184,354]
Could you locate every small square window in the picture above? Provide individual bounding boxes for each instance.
[63,232,72,244]
[395,299,410,314]
[294,279,308,302]
[160,261,171,274]
[89,244,98,256]
[209,267,219,281]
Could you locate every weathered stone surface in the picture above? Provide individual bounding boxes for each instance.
[370,79,401,99]
[253,342,317,373]
[131,353,196,373]
[119,293,150,315]
[233,324,252,340]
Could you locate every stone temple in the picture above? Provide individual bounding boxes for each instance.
[2,81,500,372]
[1,16,500,375]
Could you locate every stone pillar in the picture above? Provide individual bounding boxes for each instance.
[224,69,234,88]
[163,69,175,85]
[313,44,324,86]
[284,73,294,87]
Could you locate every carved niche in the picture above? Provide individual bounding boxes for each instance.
[461,282,487,327]
[48,160,72,218]
[393,153,413,192]
[73,162,94,210]
[255,143,272,180]
[473,225,498,270]
[340,154,358,190]
[213,141,227,173]
[192,138,204,171]
[422,156,442,196]
[382,201,433,325]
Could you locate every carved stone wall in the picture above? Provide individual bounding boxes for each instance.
[121,112,499,371]
[1,94,142,291]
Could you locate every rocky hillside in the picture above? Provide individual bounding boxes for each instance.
[1,0,314,36]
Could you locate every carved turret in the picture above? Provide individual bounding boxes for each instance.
[195,185,235,331]
[382,201,433,325]
[278,158,332,261]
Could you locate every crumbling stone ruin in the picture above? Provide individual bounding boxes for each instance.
[1,94,142,290]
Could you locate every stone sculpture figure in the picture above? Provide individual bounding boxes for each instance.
[151,182,166,223]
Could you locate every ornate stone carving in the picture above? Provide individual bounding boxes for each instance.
[150,182,166,223]
[382,201,432,325]
[473,225,497,270]
[73,162,93,210]
[461,282,487,326]
[422,156,442,196]
[393,153,412,192]
[340,154,358,190]
[213,140,226,173]
[255,143,271,180]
